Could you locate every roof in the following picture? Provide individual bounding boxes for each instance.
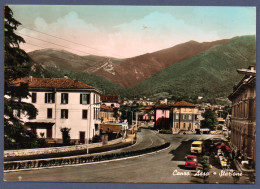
[228,65,256,100]
[173,101,196,107]
[7,77,95,89]
[100,105,114,111]
[101,94,120,102]
[187,155,197,158]
[142,106,154,110]
[192,141,204,144]
[154,104,173,109]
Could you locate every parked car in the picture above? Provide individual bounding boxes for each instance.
[185,155,198,169]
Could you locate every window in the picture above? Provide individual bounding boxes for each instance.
[175,114,179,119]
[183,123,186,129]
[95,124,99,131]
[61,109,68,119]
[82,110,88,119]
[188,115,192,120]
[13,109,20,117]
[183,115,187,120]
[47,108,52,118]
[80,94,90,104]
[32,92,37,103]
[61,93,68,104]
[45,93,55,103]
[175,123,179,128]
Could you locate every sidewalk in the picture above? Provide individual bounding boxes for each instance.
[124,134,136,143]
[228,141,255,174]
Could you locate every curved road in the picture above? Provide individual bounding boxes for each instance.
[4,130,243,183]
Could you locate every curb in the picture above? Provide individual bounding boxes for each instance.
[4,144,172,173]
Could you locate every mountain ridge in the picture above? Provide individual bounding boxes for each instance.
[29,37,234,88]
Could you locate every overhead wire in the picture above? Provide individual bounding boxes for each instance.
[24,42,107,65]
[19,25,124,58]
[18,32,93,55]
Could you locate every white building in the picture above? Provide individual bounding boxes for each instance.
[10,77,102,144]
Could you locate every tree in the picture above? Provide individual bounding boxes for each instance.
[113,108,120,122]
[4,6,45,149]
[201,109,218,130]
[222,105,231,119]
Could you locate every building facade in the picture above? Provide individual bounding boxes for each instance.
[228,66,256,166]
[154,104,172,130]
[172,101,199,133]
[11,77,102,144]
[100,105,117,123]
[101,94,121,108]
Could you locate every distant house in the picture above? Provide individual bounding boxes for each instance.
[139,106,154,121]
[172,101,199,133]
[101,94,121,108]
[100,105,117,123]
[228,65,256,167]
[137,106,154,126]
[7,77,102,144]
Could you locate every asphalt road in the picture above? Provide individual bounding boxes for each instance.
[4,129,249,183]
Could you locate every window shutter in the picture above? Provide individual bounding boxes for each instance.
[87,94,90,104]
[80,94,82,104]
[66,110,68,119]
[32,93,37,103]
[45,93,47,103]
[52,93,55,103]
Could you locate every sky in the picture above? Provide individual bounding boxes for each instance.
[10,5,256,58]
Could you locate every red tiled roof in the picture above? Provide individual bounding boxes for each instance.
[100,105,113,111]
[143,106,153,110]
[8,77,95,89]
[101,95,120,102]
[173,101,196,107]
[154,104,172,109]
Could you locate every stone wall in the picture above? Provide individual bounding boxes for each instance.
[4,138,122,158]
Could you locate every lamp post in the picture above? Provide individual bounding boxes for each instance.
[87,100,101,154]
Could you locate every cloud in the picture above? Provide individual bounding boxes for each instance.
[107,12,219,57]
[18,10,254,58]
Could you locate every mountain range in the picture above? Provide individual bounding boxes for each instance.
[29,35,256,104]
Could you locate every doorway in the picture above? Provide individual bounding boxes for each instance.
[79,131,85,144]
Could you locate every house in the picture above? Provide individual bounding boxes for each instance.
[172,101,199,133]
[100,105,117,123]
[101,94,121,108]
[139,106,154,121]
[8,77,102,144]
[154,104,172,130]
[228,65,256,167]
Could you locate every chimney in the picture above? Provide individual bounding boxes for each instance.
[28,76,33,82]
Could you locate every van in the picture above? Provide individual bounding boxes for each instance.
[191,141,203,154]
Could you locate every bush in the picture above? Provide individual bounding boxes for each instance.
[92,135,101,143]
